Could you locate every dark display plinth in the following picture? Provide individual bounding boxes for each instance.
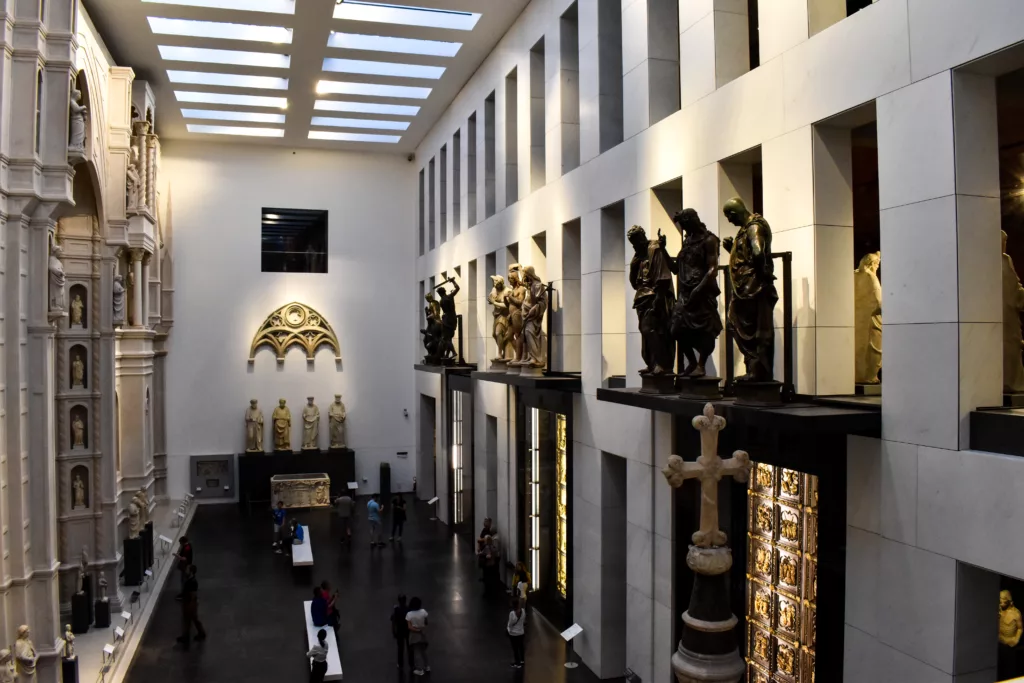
[143,522,154,568]
[733,380,783,407]
[81,573,93,624]
[677,376,723,400]
[122,537,144,586]
[239,450,356,511]
[94,599,110,628]
[62,657,79,683]
[71,593,90,633]
[1004,392,1024,407]
[640,373,676,394]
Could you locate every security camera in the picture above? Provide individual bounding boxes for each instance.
[407,153,415,163]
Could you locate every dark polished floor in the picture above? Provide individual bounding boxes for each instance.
[124,500,609,683]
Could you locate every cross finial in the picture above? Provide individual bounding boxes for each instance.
[662,403,752,547]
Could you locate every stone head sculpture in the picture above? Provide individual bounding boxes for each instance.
[521,265,540,285]
[250,398,258,407]
[1002,589,1014,610]
[16,625,29,640]
[279,398,286,408]
[307,396,314,405]
[627,225,648,251]
[490,275,505,290]
[508,263,522,287]
[857,252,880,273]
[723,197,751,227]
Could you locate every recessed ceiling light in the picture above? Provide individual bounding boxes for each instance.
[158,46,291,69]
[310,116,409,130]
[181,109,286,123]
[187,124,285,137]
[142,0,295,13]
[327,31,461,57]
[309,131,401,143]
[175,91,289,108]
[147,17,292,44]
[322,57,444,80]
[316,80,430,99]
[167,70,289,90]
[333,1,481,31]
[314,100,420,116]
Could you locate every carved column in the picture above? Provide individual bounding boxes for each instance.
[141,252,150,328]
[130,249,143,328]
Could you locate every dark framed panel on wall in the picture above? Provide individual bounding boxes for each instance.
[448,373,475,540]
[514,386,573,630]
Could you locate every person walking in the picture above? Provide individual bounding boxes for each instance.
[406,597,430,676]
[507,598,526,668]
[367,494,384,548]
[389,493,407,542]
[478,535,500,595]
[272,501,286,552]
[174,537,193,600]
[333,494,355,546]
[306,628,329,683]
[477,518,498,582]
[390,594,411,670]
[176,564,206,649]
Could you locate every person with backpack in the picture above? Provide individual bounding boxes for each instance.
[390,594,411,670]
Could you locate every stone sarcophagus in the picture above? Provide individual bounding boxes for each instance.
[270,473,331,509]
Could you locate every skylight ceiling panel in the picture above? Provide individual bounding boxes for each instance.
[322,57,445,80]
[174,91,289,109]
[332,1,481,31]
[310,116,410,130]
[142,0,295,13]
[180,109,286,123]
[158,46,291,69]
[167,70,289,90]
[147,17,293,44]
[315,79,431,99]
[327,31,461,58]
[187,124,285,137]
[313,100,421,116]
[308,131,402,143]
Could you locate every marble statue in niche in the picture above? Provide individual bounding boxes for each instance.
[1002,231,1024,393]
[49,242,66,313]
[722,198,778,382]
[13,626,36,683]
[1000,589,1023,647]
[328,394,346,449]
[301,397,320,451]
[272,398,291,452]
[112,273,126,326]
[488,275,512,364]
[244,399,264,453]
[671,209,722,378]
[62,625,74,659]
[506,265,527,365]
[134,487,149,525]
[421,292,443,363]
[127,501,141,539]
[435,276,460,362]
[0,650,13,683]
[71,469,87,509]
[67,87,88,160]
[854,252,882,384]
[71,412,85,449]
[517,265,548,373]
[70,293,84,327]
[627,225,675,375]
[126,144,141,212]
[71,352,85,388]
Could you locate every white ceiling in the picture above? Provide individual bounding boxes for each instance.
[82,0,530,153]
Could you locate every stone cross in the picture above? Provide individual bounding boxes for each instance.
[662,403,751,548]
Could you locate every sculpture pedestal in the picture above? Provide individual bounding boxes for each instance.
[273,449,293,455]
[520,365,545,378]
[328,447,354,458]
[505,363,522,375]
[490,358,508,371]
[640,373,676,394]
[143,522,154,568]
[71,592,91,633]
[676,376,723,400]
[672,546,745,683]
[855,382,881,397]
[122,537,144,587]
[81,573,94,624]
[94,599,110,628]
[732,380,783,407]
[62,657,79,683]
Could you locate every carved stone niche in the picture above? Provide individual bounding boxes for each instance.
[69,344,88,389]
[70,404,88,450]
[70,464,89,510]
[68,283,88,329]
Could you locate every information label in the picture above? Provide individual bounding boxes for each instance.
[114,627,125,639]
[561,623,583,642]
[427,497,439,505]
[103,644,115,656]
[121,611,132,621]
[347,481,358,490]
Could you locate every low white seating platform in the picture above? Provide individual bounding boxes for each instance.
[303,600,342,680]
[292,525,313,567]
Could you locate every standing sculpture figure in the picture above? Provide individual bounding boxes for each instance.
[72,414,85,448]
[62,625,75,659]
[134,488,149,525]
[126,144,141,211]
[671,209,722,378]
[1000,589,1023,648]
[435,277,461,362]
[112,273,126,326]
[0,650,14,683]
[272,398,292,452]
[72,354,85,388]
[506,265,527,364]
[328,394,347,449]
[1003,231,1024,393]
[854,252,882,384]
[627,225,676,375]
[68,88,88,160]
[245,399,264,453]
[488,275,512,362]
[421,293,443,363]
[518,266,549,371]
[302,397,320,451]
[49,242,66,313]
[80,546,89,592]
[722,198,778,382]
[14,626,37,683]
[127,502,141,538]
[70,294,84,327]
[72,473,86,508]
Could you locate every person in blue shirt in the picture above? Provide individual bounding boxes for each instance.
[367,494,384,548]
[271,501,286,553]
[310,585,339,629]
[293,521,305,543]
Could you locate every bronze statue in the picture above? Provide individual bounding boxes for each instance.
[627,226,675,375]
[722,198,777,382]
[1001,589,1023,648]
[434,276,460,362]
[421,292,443,363]
[518,265,548,371]
[670,209,722,377]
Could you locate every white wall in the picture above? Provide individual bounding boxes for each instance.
[162,142,418,499]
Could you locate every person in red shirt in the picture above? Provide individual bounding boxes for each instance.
[319,580,339,629]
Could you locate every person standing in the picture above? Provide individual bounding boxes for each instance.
[176,565,206,649]
[507,598,526,668]
[478,535,499,595]
[510,562,531,609]
[406,597,430,676]
[272,502,286,552]
[391,594,411,670]
[306,628,329,683]
[174,537,193,600]
[333,494,355,546]
[367,494,384,548]
[389,493,407,542]
[477,518,496,582]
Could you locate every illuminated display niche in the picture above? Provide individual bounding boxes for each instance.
[746,462,819,683]
[556,414,567,598]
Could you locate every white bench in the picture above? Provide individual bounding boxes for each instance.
[292,526,313,567]
[303,600,343,681]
